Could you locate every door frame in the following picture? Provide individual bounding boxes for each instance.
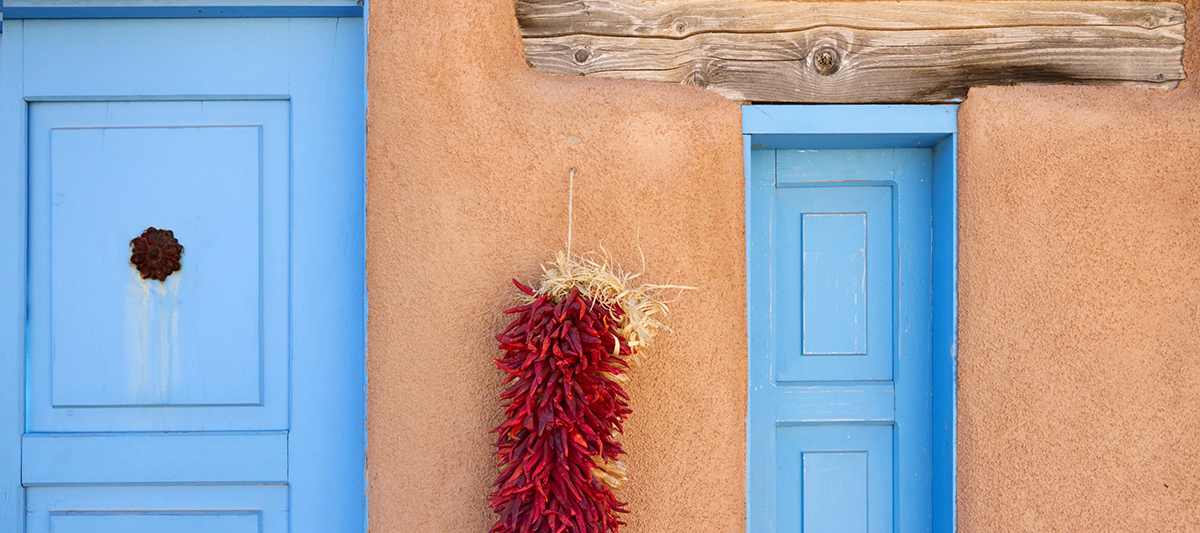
[743,104,959,532]
[0,1,362,27]
[0,11,369,531]
[0,20,27,532]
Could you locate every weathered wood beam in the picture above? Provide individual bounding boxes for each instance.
[515,0,1186,103]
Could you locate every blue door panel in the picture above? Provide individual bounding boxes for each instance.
[7,17,365,533]
[776,425,892,533]
[25,485,287,533]
[774,186,893,382]
[27,101,290,432]
[801,212,868,355]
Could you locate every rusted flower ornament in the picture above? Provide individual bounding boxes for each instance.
[130,227,183,282]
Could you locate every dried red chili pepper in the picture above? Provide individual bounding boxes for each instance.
[491,280,632,533]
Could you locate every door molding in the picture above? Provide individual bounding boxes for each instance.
[744,104,959,532]
[0,21,30,532]
[1,0,362,20]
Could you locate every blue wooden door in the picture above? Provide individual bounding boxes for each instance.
[0,17,364,532]
[749,147,935,532]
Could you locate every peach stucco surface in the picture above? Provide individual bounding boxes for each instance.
[366,0,1200,530]
[955,15,1200,532]
[365,0,746,530]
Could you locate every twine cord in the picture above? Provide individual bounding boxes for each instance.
[567,167,576,258]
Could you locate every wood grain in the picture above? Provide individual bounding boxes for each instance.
[515,0,1187,103]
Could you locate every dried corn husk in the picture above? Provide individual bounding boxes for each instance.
[526,249,692,366]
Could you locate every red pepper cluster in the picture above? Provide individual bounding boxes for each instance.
[490,280,632,533]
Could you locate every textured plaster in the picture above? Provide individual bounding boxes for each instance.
[955,3,1200,528]
[366,0,1200,530]
[365,0,745,530]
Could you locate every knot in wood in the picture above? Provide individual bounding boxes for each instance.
[685,68,709,88]
[674,21,688,34]
[812,46,840,76]
[573,48,591,64]
[1142,14,1159,28]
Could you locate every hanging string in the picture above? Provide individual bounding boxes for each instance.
[567,167,576,258]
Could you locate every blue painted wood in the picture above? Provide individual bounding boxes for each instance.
[284,17,366,533]
[8,0,355,5]
[361,7,370,533]
[22,433,287,485]
[0,22,28,533]
[8,16,366,532]
[7,0,358,7]
[777,149,917,184]
[746,105,957,533]
[892,148,935,533]
[776,425,892,533]
[801,213,868,355]
[3,6,363,19]
[749,134,949,151]
[27,100,290,432]
[931,134,959,533]
[2,0,362,20]
[22,18,291,98]
[774,185,892,382]
[802,453,869,533]
[26,485,287,533]
[775,384,894,424]
[746,141,778,533]
[50,512,261,533]
[743,105,959,136]
[40,110,270,407]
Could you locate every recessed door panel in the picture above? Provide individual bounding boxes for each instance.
[775,186,893,383]
[50,125,261,407]
[27,100,290,432]
[25,485,286,533]
[801,212,868,355]
[776,425,892,533]
[50,513,261,533]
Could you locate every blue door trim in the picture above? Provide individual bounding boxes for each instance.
[0,0,363,29]
[1,6,362,19]
[0,21,29,532]
[744,104,958,532]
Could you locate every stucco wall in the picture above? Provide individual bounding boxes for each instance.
[955,21,1200,532]
[365,1,746,530]
[365,0,1200,531]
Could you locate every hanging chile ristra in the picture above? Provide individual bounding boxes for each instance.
[489,252,687,533]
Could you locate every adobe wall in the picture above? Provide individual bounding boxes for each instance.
[955,24,1200,533]
[365,0,1199,530]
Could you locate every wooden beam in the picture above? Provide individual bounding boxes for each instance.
[515,0,1186,103]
